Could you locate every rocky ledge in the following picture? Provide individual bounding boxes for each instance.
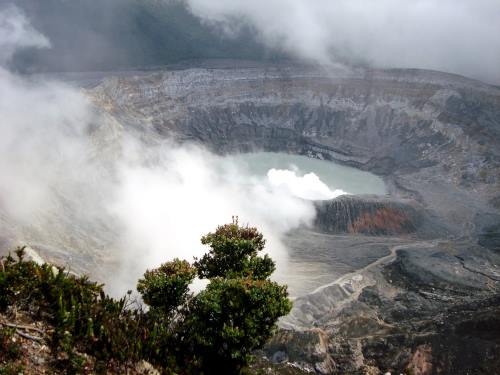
[267,239,500,374]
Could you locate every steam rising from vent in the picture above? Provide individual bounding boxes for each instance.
[185,0,500,84]
[107,141,320,294]
[267,169,348,200]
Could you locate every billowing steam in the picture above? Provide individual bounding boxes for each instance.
[0,5,340,295]
[185,0,500,84]
[267,169,348,200]
[107,142,318,294]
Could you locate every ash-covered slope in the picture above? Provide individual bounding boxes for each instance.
[276,238,500,374]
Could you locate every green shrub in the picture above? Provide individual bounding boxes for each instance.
[0,326,23,375]
[182,277,291,374]
[195,219,275,280]
[0,363,24,375]
[137,259,196,315]
[0,247,147,371]
[0,326,22,362]
[0,220,292,374]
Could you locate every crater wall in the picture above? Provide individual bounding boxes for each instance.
[89,63,500,236]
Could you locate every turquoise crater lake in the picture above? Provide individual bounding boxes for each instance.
[228,152,387,198]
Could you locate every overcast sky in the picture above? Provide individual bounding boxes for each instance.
[186,0,500,84]
[0,4,50,64]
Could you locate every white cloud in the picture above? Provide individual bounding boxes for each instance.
[0,4,50,64]
[186,0,500,83]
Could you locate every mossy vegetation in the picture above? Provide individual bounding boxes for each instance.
[0,326,24,374]
[0,219,291,374]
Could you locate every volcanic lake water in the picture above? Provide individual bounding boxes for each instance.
[228,152,386,197]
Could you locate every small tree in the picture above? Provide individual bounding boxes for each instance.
[182,277,291,374]
[195,218,275,280]
[137,259,196,316]
[137,218,292,374]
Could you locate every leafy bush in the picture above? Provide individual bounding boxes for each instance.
[0,327,22,362]
[140,218,292,374]
[0,220,291,374]
[195,220,275,280]
[0,325,23,375]
[0,248,149,371]
[182,277,291,374]
[137,259,196,315]
[0,363,24,375]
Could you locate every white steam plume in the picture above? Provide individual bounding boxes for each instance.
[185,0,500,84]
[0,4,93,226]
[267,169,348,200]
[107,141,318,294]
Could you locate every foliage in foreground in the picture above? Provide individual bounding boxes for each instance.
[0,325,24,375]
[0,220,291,374]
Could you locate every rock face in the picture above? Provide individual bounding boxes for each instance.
[275,241,500,375]
[313,195,446,237]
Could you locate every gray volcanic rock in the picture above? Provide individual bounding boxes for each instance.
[270,241,500,374]
[475,214,500,254]
[478,223,500,253]
[313,195,447,237]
